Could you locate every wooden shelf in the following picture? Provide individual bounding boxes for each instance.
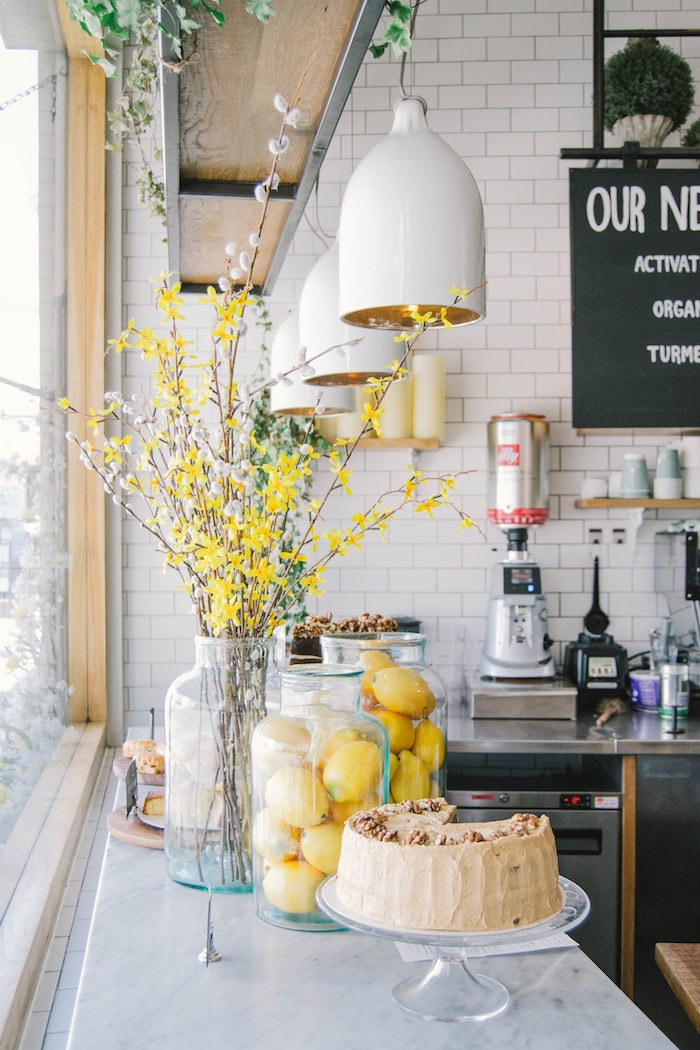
[576,498,700,509]
[356,438,440,450]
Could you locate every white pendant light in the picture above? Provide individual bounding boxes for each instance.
[269,312,355,416]
[298,240,398,386]
[338,96,486,330]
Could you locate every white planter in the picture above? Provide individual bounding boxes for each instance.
[612,114,674,166]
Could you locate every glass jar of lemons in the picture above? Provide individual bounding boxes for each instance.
[319,633,447,803]
[251,664,389,930]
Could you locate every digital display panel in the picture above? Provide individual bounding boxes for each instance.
[503,565,542,595]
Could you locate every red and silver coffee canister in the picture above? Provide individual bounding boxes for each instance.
[487,413,549,527]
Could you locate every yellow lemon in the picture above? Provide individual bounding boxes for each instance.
[358,650,395,707]
[330,791,380,824]
[322,739,382,803]
[253,807,299,864]
[253,716,311,776]
[388,752,399,781]
[411,719,445,774]
[372,666,436,719]
[390,749,431,802]
[265,765,330,828]
[301,821,344,875]
[262,860,325,914]
[317,726,362,768]
[371,708,415,754]
[358,650,395,672]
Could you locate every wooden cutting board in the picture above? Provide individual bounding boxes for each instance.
[107,807,164,850]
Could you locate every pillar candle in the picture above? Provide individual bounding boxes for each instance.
[334,388,374,441]
[315,416,337,442]
[411,353,445,441]
[379,376,412,438]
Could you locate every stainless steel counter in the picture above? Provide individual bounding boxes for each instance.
[447,707,700,754]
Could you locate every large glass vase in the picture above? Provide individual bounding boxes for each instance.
[165,635,272,892]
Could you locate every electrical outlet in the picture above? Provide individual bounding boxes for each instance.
[585,524,627,545]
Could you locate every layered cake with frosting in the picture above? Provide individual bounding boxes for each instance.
[335,798,561,932]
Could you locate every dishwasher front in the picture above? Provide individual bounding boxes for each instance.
[447,753,622,983]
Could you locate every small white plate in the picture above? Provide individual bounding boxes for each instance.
[136,803,165,830]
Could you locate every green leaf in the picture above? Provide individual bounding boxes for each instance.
[369,42,388,59]
[95,55,117,76]
[387,1,412,20]
[246,0,276,24]
[384,20,412,53]
[114,0,142,32]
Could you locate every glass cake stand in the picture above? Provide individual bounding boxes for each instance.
[317,876,590,1023]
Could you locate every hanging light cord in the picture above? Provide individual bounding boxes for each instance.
[303,177,333,249]
[399,0,426,98]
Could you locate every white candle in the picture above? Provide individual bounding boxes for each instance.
[334,388,375,440]
[411,353,445,441]
[379,376,412,438]
[315,416,337,442]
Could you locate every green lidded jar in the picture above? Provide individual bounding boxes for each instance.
[319,632,447,802]
[251,664,389,931]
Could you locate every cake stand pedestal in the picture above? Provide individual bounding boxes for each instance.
[317,876,590,1023]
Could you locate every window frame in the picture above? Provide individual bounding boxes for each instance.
[0,6,108,1045]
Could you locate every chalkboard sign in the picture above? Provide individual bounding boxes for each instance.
[570,169,700,428]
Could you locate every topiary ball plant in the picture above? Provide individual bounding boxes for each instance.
[682,118,700,148]
[604,37,695,133]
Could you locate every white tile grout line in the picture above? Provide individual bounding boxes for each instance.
[17,748,117,1050]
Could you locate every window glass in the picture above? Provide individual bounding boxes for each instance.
[0,12,68,845]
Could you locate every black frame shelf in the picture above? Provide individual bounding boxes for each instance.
[560,0,700,166]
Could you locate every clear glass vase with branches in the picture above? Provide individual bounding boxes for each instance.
[59,87,479,889]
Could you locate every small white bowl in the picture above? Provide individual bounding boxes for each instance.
[581,478,608,499]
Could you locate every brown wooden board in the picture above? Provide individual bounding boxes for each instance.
[107,808,164,850]
[656,942,700,1035]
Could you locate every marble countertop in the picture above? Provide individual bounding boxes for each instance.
[67,800,675,1050]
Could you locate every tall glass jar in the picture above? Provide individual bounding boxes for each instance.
[320,633,447,801]
[252,664,389,931]
[165,635,272,893]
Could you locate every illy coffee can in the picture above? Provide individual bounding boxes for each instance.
[487,414,549,527]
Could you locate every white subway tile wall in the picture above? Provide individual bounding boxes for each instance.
[114,1,700,730]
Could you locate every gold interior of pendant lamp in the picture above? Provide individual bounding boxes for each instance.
[343,302,482,330]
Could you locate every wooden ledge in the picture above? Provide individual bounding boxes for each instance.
[655,942,700,1034]
[0,722,106,1049]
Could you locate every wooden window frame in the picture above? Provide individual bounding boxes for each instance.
[0,8,108,1046]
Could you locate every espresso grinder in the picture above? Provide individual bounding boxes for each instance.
[480,415,556,680]
[480,525,556,679]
